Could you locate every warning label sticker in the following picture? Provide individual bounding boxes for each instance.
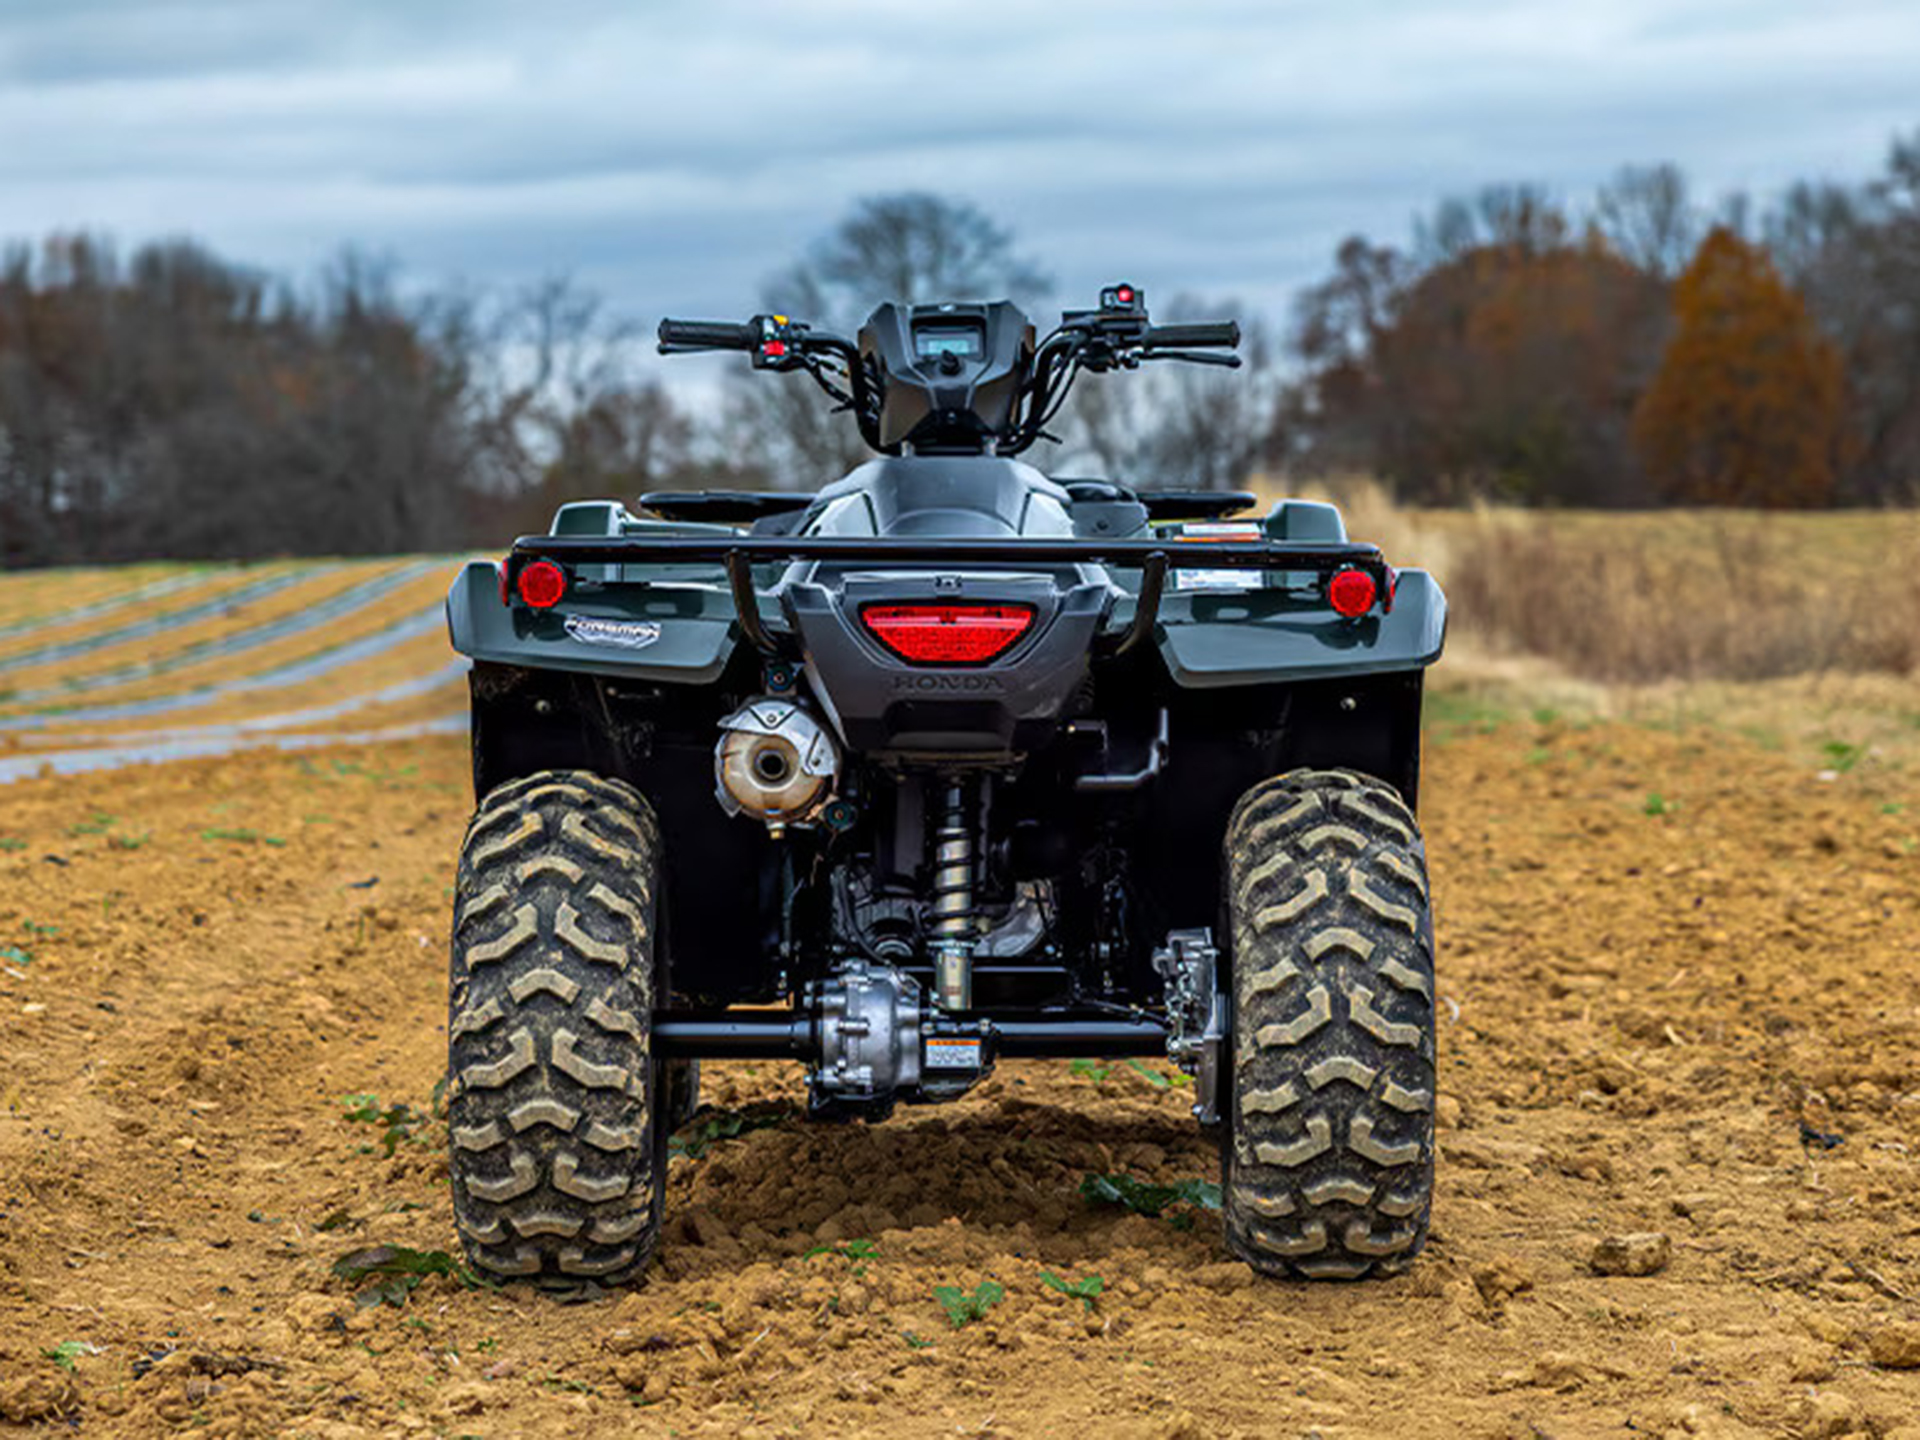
[924,1038,982,1069]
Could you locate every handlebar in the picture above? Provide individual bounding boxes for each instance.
[1141,321,1241,350]
[657,318,759,351]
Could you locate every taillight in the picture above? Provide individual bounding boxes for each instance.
[1327,567,1377,618]
[862,603,1035,665]
[517,560,568,610]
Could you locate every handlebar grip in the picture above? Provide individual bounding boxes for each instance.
[1142,321,1241,349]
[657,318,758,350]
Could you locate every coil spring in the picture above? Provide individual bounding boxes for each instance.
[928,778,976,941]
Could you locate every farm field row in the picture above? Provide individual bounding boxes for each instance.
[0,558,471,783]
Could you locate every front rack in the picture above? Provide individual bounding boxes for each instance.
[506,534,1394,657]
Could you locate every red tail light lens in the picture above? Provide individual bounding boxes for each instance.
[862,603,1035,665]
[1328,567,1377,618]
[517,560,568,610]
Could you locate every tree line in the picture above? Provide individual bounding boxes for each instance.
[3,132,1916,568]
[1283,135,1920,507]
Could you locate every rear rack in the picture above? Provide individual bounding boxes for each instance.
[506,534,1393,657]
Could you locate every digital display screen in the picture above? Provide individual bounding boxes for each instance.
[913,324,984,360]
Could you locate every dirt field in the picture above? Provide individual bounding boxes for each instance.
[4,704,1919,1437]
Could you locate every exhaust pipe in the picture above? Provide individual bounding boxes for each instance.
[715,698,840,834]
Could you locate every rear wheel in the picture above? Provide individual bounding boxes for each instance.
[1222,769,1436,1279]
[448,770,664,1290]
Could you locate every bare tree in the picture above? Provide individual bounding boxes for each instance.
[1594,163,1699,279]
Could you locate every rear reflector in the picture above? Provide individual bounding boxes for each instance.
[862,603,1034,665]
[1327,567,1377,618]
[517,559,568,610]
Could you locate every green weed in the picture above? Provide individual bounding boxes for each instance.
[1821,740,1864,773]
[1080,1172,1222,1222]
[332,1246,486,1308]
[67,813,115,837]
[0,838,25,852]
[1124,1058,1171,1089]
[1642,793,1672,817]
[1069,1058,1113,1084]
[108,833,150,851]
[668,1105,788,1159]
[1039,1271,1105,1312]
[803,1239,880,1262]
[340,1094,432,1157]
[201,827,287,846]
[2,944,33,967]
[42,1341,96,1371]
[933,1280,1004,1328]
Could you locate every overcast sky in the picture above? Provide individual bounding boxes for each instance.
[4,0,1917,348]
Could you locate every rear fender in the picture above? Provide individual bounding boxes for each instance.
[1154,569,1446,688]
[445,560,743,684]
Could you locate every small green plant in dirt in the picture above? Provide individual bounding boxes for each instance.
[1124,1057,1181,1089]
[1039,1271,1105,1312]
[802,1238,880,1262]
[340,1094,433,1156]
[668,1104,789,1159]
[1821,740,1864,774]
[0,838,26,852]
[933,1280,1004,1328]
[1642,792,1673,817]
[108,832,149,851]
[1080,1172,1222,1228]
[42,1341,97,1371]
[332,1246,488,1308]
[67,812,115,837]
[1068,1058,1113,1084]
[202,827,287,846]
[2,944,34,968]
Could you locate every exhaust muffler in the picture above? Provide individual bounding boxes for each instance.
[715,698,840,834]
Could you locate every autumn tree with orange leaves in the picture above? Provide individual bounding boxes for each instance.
[1630,228,1846,507]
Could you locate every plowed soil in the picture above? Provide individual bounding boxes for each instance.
[3,717,1919,1438]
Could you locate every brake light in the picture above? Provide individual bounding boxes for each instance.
[862,603,1034,665]
[1328,567,1377,618]
[517,560,568,610]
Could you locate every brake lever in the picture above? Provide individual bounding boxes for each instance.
[1140,350,1243,368]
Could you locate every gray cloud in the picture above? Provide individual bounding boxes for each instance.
[3,0,1916,342]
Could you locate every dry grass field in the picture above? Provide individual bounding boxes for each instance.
[1,506,1916,1437]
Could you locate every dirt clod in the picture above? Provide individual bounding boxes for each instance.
[1590,1231,1672,1276]
[1867,1321,1920,1370]
[0,1374,81,1424]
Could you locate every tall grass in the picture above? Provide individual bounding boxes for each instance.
[1265,477,1920,684]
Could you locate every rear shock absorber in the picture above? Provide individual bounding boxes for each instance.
[928,776,977,1011]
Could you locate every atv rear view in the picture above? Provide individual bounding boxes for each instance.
[442,283,1447,1289]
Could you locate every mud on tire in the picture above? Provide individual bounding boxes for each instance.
[448,770,663,1289]
[1222,768,1436,1279]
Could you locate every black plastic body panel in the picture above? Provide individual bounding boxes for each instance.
[787,570,1107,757]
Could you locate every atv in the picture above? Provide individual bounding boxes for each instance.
[442,283,1446,1289]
